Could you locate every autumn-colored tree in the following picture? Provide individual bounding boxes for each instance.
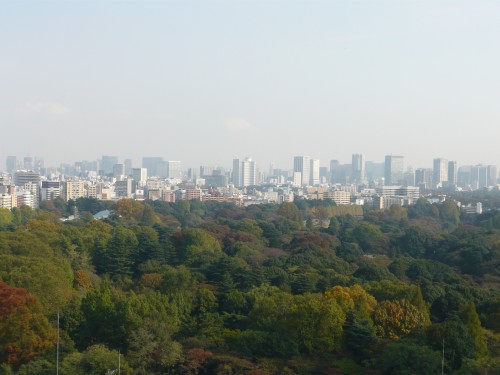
[324,284,377,320]
[181,348,213,375]
[0,281,55,367]
[373,299,426,339]
[115,199,144,222]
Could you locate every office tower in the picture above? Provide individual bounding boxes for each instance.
[487,165,497,186]
[310,159,320,185]
[100,156,118,175]
[200,166,214,177]
[351,154,365,183]
[167,161,182,179]
[132,168,148,184]
[330,160,340,184]
[319,167,328,183]
[113,164,125,178]
[23,157,33,170]
[384,155,404,185]
[157,161,168,178]
[124,159,133,176]
[241,157,257,186]
[433,158,448,188]
[457,166,471,188]
[232,159,241,186]
[6,156,17,173]
[403,167,415,186]
[232,157,257,187]
[448,161,458,185]
[365,161,385,181]
[294,156,311,186]
[142,157,163,177]
[415,168,433,190]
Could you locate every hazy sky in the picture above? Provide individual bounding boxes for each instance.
[1,0,500,171]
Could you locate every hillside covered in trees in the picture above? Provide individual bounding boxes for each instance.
[0,196,499,374]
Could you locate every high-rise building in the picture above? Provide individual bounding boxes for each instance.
[100,156,118,175]
[448,161,458,185]
[384,155,404,185]
[132,168,148,185]
[458,166,471,188]
[232,157,257,187]
[142,157,163,177]
[113,164,125,178]
[309,159,320,185]
[365,161,385,181]
[487,165,497,186]
[232,159,241,186]
[6,156,17,173]
[403,167,415,186]
[124,159,133,176]
[23,157,33,171]
[415,168,432,190]
[351,154,365,183]
[433,158,448,188]
[241,157,257,186]
[294,156,311,186]
[167,161,182,179]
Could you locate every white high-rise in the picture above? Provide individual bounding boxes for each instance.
[294,156,310,186]
[309,159,320,185]
[232,157,257,187]
[433,158,448,188]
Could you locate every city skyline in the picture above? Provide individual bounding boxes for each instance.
[2,1,500,168]
[1,152,499,175]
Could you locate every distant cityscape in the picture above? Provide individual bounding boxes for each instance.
[0,154,496,214]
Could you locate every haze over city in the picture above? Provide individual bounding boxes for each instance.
[1,1,500,169]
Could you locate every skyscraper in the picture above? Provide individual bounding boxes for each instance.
[487,165,497,186]
[351,154,365,183]
[232,159,241,186]
[232,157,257,187]
[433,158,448,188]
[100,156,118,175]
[309,159,320,185]
[124,159,133,176]
[167,161,182,179]
[294,156,310,186]
[241,157,257,186]
[415,168,433,190]
[6,156,17,173]
[384,155,404,185]
[142,157,163,177]
[448,161,458,185]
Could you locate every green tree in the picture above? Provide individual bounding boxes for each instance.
[461,302,488,356]
[60,345,132,375]
[93,226,138,277]
[0,209,13,227]
[342,310,377,359]
[379,338,440,375]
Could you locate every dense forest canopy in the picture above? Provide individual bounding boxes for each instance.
[0,196,499,374]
